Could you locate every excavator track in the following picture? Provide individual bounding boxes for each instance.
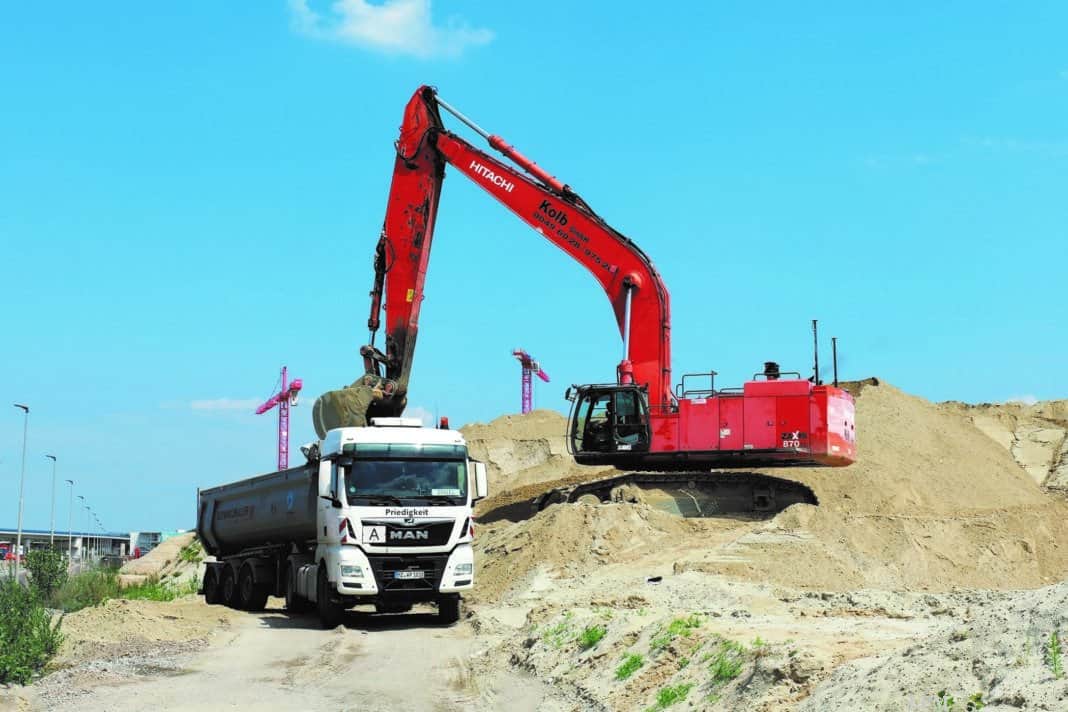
[532,471,817,519]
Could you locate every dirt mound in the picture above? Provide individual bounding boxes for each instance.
[473,501,695,601]
[119,533,205,588]
[476,381,1068,595]
[784,382,1050,515]
[671,383,1068,591]
[463,410,613,498]
[939,398,1068,490]
[53,597,238,669]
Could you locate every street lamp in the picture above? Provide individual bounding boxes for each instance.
[77,495,86,561]
[65,479,74,560]
[46,454,57,547]
[13,404,29,581]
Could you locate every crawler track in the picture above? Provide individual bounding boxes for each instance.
[533,471,817,518]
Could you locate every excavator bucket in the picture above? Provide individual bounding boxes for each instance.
[311,383,375,437]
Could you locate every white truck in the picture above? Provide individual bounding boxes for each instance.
[196,418,487,627]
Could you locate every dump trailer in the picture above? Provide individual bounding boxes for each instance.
[197,418,488,627]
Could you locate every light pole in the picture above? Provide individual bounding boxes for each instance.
[65,479,74,560]
[13,403,29,582]
[77,495,86,561]
[46,454,57,547]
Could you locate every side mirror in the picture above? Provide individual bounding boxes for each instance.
[320,495,342,509]
[472,461,489,501]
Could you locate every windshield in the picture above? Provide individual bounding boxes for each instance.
[342,457,468,504]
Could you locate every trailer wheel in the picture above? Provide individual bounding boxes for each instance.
[316,566,344,629]
[285,565,309,614]
[203,567,223,605]
[437,595,461,625]
[221,566,238,608]
[238,565,268,612]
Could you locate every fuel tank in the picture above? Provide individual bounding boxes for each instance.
[197,464,318,558]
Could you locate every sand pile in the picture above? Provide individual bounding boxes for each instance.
[473,501,695,601]
[676,382,1068,590]
[462,410,613,494]
[476,381,1068,594]
[940,399,1068,490]
[52,597,237,668]
[118,532,206,588]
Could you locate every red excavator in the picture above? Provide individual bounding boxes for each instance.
[314,86,855,497]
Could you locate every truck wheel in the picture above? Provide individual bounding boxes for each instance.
[317,566,344,629]
[203,567,223,605]
[239,566,269,612]
[286,565,309,614]
[437,595,461,625]
[221,567,239,608]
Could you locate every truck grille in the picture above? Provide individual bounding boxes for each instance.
[361,519,454,548]
[368,554,449,592]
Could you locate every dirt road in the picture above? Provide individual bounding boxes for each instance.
[15,602,563,712]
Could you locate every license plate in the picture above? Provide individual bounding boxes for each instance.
[395,570,425,580]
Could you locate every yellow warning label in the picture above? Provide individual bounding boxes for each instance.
[406,289,415,303]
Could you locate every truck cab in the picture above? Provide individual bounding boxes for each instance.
[306,418,487,622]
[198,418,488,627]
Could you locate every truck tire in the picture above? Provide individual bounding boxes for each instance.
[238,565,269,612]
[203,567,224,605]
[317,566,344,629]
[221,567,239,608]
[437,595,461,625]
[285,565,309,614]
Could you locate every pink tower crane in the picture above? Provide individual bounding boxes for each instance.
[512,349,550,414]
[255,366,303,470]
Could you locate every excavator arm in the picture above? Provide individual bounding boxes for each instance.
[312,85,672,436]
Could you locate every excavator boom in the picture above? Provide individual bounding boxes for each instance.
[312,86,856,471]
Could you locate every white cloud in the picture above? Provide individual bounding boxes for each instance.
[1005,395,1039,406]
[289,0,492,58]
[189,398,263,411]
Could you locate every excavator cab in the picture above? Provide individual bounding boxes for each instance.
[567,384,651,464]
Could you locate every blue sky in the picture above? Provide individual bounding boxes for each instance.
[2,2,1065,531]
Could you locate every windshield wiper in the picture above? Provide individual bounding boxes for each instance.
[409,494,463,505]
[357,495,405,506]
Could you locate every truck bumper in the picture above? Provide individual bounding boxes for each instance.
[340,545,474,598]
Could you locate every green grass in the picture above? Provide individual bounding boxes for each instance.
[51,569,199,612]
[541,620,573,649]
[652,614,702,651]
[578,624,607,650]
[178,540,204,565]
[1047,631,1064,679]
[705,636,748,688]
[667,614,702,637]
[615,653,644,680]
[647,683,693,710]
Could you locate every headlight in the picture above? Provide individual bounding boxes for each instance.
[454,563,473,576]
[340,565,363,578]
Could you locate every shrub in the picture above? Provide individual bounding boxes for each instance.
[0,578,64,684]
[25,548,68,600]
[578,624,607,650]
[615,653,644,680]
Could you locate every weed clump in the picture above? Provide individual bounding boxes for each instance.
[647,683,693,710]
[615,653,644,680]
[578,624,607,650]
